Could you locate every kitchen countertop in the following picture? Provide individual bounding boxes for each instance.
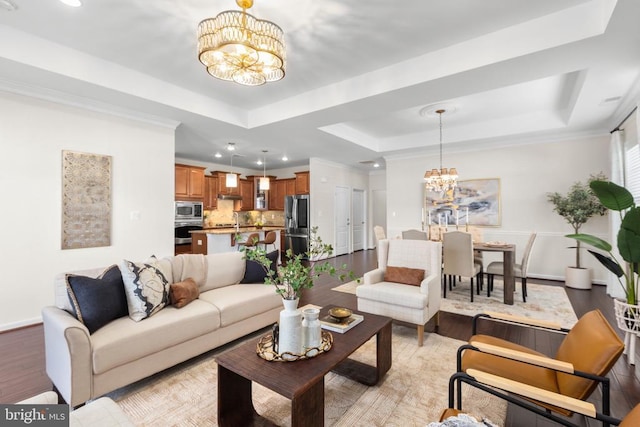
[190,226,284,235]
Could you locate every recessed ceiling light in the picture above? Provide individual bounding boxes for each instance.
[257,160,263,165]
[226,142,235,151]
[214,152,222,158]
[373,163,380,168]
[59,0,82,7]
[282,155,288,161]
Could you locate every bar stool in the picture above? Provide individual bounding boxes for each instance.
[259,231,277,251]
[237,233,260,251]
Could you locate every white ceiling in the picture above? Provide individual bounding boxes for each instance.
[0,0,639,171]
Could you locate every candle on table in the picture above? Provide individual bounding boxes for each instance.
[456,210,459,226]
[428,210,431,225]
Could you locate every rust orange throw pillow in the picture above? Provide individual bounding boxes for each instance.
[170,278,200,308]
[384,266,425,286]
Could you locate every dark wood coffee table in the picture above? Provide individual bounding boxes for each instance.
[216,306,392,427]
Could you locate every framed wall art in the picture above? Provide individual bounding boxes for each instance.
[424,178,501,226]
[61,150,112,249]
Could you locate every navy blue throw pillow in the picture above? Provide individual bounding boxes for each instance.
[66,265,128,334]
[241,250,279,284]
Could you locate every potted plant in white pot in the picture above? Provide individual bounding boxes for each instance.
[568,180,640,336]
[240,226,354,357]
[547,173,607,289]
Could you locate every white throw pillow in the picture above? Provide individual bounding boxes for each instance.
[119,256,172,321]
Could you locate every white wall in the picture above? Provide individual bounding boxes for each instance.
[368,170,387,247]
[309,158,370,251]
[386,135,611,282]
[0,91,175,330]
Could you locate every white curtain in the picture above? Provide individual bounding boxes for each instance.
[608,130,625,299]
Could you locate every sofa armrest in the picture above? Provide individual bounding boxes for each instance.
[41,306,93,407]
[364,268,385,285]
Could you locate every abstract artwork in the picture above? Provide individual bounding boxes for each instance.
[424,178,501,226]
[61,150,112,249]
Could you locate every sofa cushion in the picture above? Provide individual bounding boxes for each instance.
[201,252,245,291]
[65,265,128,334]
[170,278,200,308]
[384,265,425,286]
[119,256,172,321]
[356,282,427,309]
[90,300,221,374]
[241,250,279,283]
[198,284,281,327]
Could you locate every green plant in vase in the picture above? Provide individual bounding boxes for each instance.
[567,180,640,305]
[240,226,355,300]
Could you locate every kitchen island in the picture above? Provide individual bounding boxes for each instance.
[190,227,283,258]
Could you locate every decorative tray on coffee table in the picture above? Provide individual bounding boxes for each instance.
[256,331,333,362]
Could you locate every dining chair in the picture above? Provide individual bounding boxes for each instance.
[486,232,537,302]
[442,231,483,302]
[373,225,386,243]
[402,229,428,240]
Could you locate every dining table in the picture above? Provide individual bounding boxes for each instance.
[473,242,516,305]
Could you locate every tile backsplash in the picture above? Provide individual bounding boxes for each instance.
[204,200,285,227]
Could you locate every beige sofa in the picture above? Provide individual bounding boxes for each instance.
[42,251,281,407]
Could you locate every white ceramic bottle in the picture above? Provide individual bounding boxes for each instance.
[278,298,302,360]
[302,307,322,356]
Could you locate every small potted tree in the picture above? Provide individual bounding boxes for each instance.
[547,173,607,289]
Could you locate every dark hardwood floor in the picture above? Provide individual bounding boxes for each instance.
[1,249,638,426]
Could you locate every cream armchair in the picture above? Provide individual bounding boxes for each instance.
[356,239,442,346]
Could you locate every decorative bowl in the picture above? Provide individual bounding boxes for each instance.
[328,307,353,322]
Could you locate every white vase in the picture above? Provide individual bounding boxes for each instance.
[302,307,321,356]
[278,298,302,359]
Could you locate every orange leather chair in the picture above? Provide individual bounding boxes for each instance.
[449,310,624,427]
[438,404,640,426]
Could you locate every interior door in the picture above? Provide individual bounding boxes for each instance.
[352,189,365,251]
[335,186,350,256]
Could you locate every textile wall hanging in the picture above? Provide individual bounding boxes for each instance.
[61,150,112,249]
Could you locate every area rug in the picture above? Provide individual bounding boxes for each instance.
[332,279,578,329]
[108,325,506,426]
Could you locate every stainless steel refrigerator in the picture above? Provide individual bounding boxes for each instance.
[284,194,310,258]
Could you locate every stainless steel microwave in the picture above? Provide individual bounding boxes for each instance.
[175,201,203,222]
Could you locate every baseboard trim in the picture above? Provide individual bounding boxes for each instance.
[0,317,42,333]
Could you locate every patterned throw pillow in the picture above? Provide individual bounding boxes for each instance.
[119,256,171,321]
[384,265,425,286]
[66,265,128,334]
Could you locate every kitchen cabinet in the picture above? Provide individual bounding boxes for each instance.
[174,243,192,255]
[284,178,296,196]
[239,178,254,211]
[294,171,310,194]
[211,171,241,196]
[269,179,285,210]
[204,175,218,210]
[175,164,206,200]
